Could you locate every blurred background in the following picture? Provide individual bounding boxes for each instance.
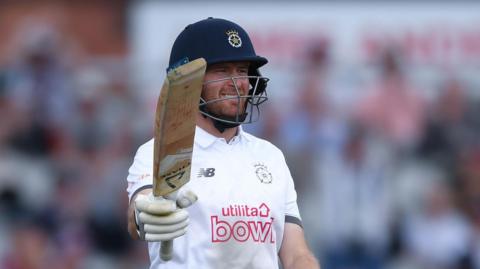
[1,1,480,268]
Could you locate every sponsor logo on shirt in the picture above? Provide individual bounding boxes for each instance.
[198,168,216,178]
[211,203,275,244]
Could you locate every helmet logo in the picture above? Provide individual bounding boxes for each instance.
[226,30,242,48]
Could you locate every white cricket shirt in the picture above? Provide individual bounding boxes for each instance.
[127,126,302,269]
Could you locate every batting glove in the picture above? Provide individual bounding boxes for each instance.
[134,189,197,242]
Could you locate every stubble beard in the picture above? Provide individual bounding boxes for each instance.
[207,98,247,119]
[202,83,248,119]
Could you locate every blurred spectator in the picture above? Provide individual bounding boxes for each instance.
[354,47,428,153]
[457,148,480,269]
[311,125,394,269]
[399,180,472,269]
[4,23,75,156]
[418,78,480,173]
[2,220,52,269]
[276,40,347,194]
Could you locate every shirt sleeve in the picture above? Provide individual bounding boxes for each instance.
[126,139,154,202]
[280,151,302,227]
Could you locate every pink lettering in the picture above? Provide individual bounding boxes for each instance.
[211,216,232,242]
[221,203,270,217]
[248,218,273,243]
[211,216,275,244]
[232,221,250,242]
[221,207,230,216]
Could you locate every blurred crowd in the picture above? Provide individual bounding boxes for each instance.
[0,23,149,268]
[246,40,480,269]
[1,16,480,269]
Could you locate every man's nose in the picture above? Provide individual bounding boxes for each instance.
[231,77,249,92]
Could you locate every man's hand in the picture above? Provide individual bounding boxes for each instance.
[134,190,197,241]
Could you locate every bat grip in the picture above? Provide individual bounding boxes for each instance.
[160,240,173,261]
[157,192,176,261]
[156,190,197,262]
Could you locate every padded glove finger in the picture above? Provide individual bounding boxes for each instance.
[135,193,176,215]
[145,228,187,242]
[138,209,189,225]
[144,219,189,234]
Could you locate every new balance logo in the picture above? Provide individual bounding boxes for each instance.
[198,168,216,178]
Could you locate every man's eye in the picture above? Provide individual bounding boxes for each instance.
[238,69,249,75]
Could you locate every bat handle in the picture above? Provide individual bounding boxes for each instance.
[157,190,197,261]
[156,191,177,262]
[160,239,173,261]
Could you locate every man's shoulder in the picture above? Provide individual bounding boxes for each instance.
[135,138,155,156]
[242,131,283,155]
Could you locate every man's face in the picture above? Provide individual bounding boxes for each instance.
[202,62,250,118]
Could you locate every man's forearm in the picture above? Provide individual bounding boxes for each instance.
[127,202,140,239]
[283,253,320,269]
[127,188,153,240]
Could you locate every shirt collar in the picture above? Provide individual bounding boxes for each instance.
[195,125,251,148]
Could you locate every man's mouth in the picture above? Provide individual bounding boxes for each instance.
[220,94,239,99]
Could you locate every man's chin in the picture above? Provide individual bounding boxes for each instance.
[205,104,246,118]
[220,113,239,119]
[224,108,246,116]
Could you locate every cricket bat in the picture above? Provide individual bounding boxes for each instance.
[153,58,206,261]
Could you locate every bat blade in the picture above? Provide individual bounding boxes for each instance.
[152,58,206,261]
[153,58,206,196]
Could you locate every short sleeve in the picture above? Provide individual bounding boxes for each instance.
[126,139,154,202]
[280,152,302,227]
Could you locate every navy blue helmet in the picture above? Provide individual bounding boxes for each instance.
[168,18,269,131]
[169,17,268,72]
